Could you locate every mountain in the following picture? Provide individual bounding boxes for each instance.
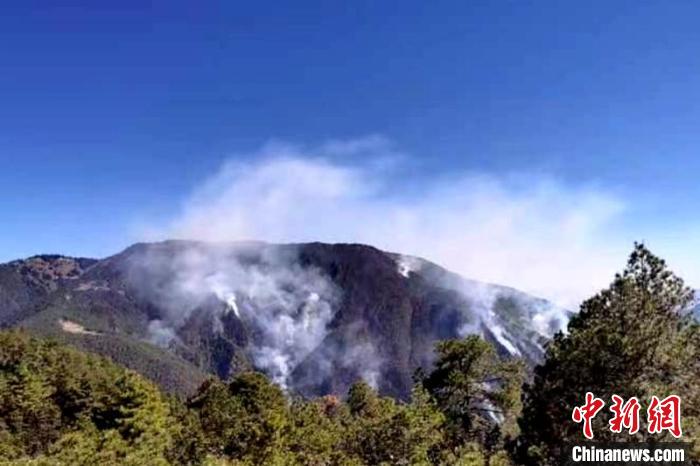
[0,241,570,399]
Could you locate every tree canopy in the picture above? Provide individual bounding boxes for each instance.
[2,243,696,465]
[0,329,519,465]
[515,243,700,464]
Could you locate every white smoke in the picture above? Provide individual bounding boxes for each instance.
[140,137,639,309]
[343,342,383,389]
[396,255,422,278]
[392,253,540,356]
[123,136,700,392]
[294,321,385,390]
[125,242,340,389]
[421,271,568,356]
[147,319,178,347]
[454,281,520,354]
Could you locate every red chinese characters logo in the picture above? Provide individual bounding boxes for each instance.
[572,393,682,439]
[609,395,641,435]
[648,395,682,438]
[572,392,605,439]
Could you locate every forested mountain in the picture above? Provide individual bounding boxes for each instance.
[0,241,569,398]
[1,243,698,465]
[515,245,700,464]
[0,328,521,465]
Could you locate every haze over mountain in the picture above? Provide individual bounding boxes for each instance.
[0,240,570,399]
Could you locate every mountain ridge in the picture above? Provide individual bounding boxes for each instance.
[0,240,570,399]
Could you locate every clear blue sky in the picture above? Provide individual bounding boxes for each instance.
[1,1,700,267]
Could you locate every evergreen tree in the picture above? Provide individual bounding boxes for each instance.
[285,396,359,466]
[515,243,699,464]
[420,335,524,460]
[188,372,289,464]
[344,380,446,465]
[0,330,178,465]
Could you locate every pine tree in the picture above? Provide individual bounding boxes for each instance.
[188,372,289,464]
[420,335,523,458]
[0,330,179,465]
[515,243,698,464]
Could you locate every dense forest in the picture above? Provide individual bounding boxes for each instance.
[1,244,698,465]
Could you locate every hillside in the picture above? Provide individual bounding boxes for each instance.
[0,330,184,464]
[0,241,570,398]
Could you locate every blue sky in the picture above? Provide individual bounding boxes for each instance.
[1,1,699,301]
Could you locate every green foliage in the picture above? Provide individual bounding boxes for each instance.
[20,301,208,396]
[515,243,700,465]
[287,395,373,466]
[165,395,208,465]
[6,244,698,465]
[420,335,524,459]
[0,330,179,465]
[189,372,288,464]
[0,328,525,465]
[343,381,445,465]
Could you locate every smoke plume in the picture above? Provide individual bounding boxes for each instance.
[142,137,632,308]
[124,242,340,388]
